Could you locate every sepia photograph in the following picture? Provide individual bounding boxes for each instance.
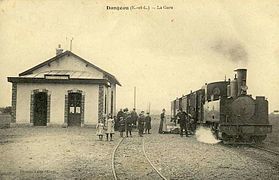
[0,0,278,179]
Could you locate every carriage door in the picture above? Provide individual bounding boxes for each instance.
[68,93,82,126]
[34,92,48,126]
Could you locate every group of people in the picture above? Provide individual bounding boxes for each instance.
[96,108,152,140]
[96,107,195,141]
[116,108,152,137]
[158,108,196,137]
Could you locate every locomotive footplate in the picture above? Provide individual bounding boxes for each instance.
[220,124,272,136]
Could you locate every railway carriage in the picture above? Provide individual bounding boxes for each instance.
[171,69,272,143]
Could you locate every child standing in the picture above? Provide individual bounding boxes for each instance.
[106,114,115,141]
[96,120,105,141]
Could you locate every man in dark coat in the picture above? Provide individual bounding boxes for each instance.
[118,117,125,137]
[138,111,145,137]
[176,108,188,137]
[125,113,133,137]
[145,112,152,134]
[158,109,166,134]
[131,108,138,128]
[116,109,124,131]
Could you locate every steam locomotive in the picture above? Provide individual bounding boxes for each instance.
[171,69,272,143]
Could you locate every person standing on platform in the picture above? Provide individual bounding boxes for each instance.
[145,112,152,134]
[138,111,145,137]
[105,114,115,141]
[116,109,124,131]
[96,120,105,141]
[159,109,166,134]
[176,108,188,137]
[118,117,125,137]
[125,113,133,137]
[131,108,138,128]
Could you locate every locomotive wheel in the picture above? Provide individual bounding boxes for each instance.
[252,135,267,144]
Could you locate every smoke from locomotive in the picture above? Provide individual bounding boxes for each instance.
[195,127,221,144]
[171,69,272,143]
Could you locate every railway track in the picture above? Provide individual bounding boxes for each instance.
[112,137,167,180]
[250,144,279,156]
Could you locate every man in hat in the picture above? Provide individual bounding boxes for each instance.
[116,109,124,131]
[125,113,133,137]
[138,111,145,137]
[131,108,138,128]
[118,117,125,137]
[145,112,152,134]
[122,108,129,123]
[188,113,196,135]
[159,109,166,134]
[176,108,188,137]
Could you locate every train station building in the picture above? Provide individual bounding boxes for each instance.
[7,48,121,127]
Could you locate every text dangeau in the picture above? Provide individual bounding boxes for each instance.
[106,5,174,11]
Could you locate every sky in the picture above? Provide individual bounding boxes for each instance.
[0,0,279,113]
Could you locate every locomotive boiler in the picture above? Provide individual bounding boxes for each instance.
[171,69,272,143]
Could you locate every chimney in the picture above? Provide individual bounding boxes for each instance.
[235,68,248,96]
[56,44,63,55]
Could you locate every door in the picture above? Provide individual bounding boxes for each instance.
[33,92,48,126]
[68,93,82,126]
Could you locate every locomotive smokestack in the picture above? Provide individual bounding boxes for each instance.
[235,69,248,96]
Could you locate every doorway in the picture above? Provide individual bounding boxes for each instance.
[68,92,82,126]
[33,92,48,126]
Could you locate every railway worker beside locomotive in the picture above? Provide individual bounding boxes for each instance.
[144,112,152,134]
[159,109,166,134]
[138,111,145,137]
[176,108,188,137]
[131,108,138,128]
[188,114,196,135]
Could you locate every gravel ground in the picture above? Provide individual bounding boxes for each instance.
[144,117,279,180]
[114,136,161,180]
[0,117,278,180]
[0,127,119,179]
[262,115,279,152]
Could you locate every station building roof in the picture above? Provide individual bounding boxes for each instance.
[8,51,121,86]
